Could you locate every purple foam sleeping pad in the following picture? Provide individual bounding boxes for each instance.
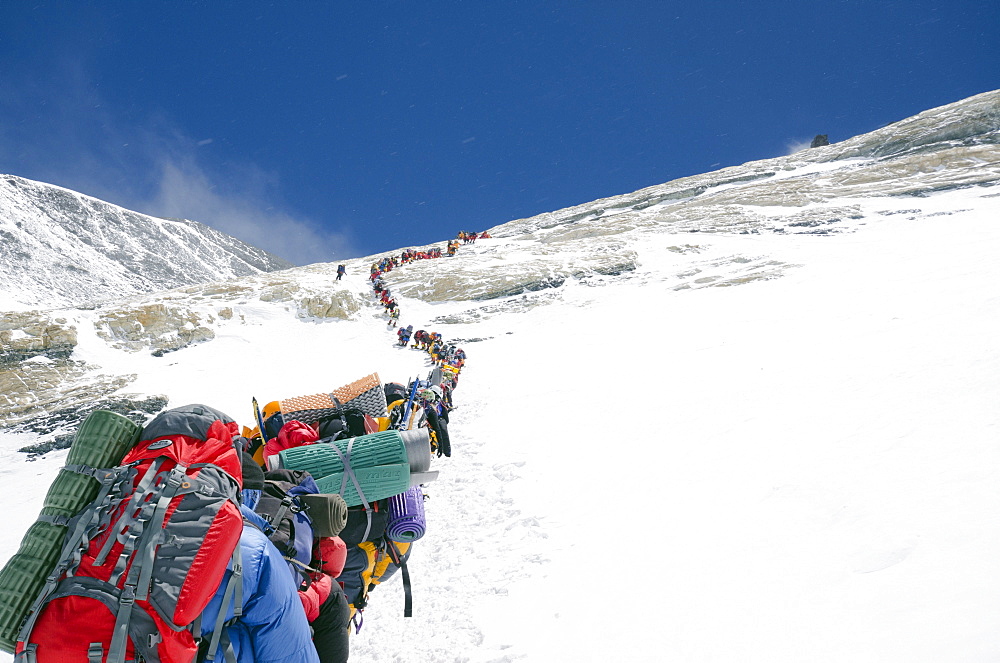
[386,486,426,542]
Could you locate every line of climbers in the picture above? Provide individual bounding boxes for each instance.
[372,278,400,327]
[370,271,465,422]
[397,326,465,375]
[374,288,464,450]
[457,230,491,244]
[0,362,465,663]
[366,241,469,382]
[366,232,494,322]
[369,246,444,282]
[368,243,452,327]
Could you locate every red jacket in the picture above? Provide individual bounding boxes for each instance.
[297,537,348,621]
[263,420,320,464]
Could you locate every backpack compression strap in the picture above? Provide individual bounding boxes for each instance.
[107,463,189,663]
[16,465,138,651]
[385,540,412,618]
[204,543,243,663]
[326,439,375,541]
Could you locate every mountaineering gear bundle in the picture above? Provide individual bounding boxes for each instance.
[0,356,465,656]
[251,468,349,582]
[254,373,445,623]
[340,519,415,619]
[278,373,388,425]
[418,390,451,458]
[299,492,350,539]
[259,373,387,443]
[0,404,246,663]
[0,410,142,653]
[271,429,436,505]
[254,469,321,580]
[383,382,409,409]
[385,377,451,458]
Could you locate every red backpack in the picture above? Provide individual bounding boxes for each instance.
[15,405,245,663]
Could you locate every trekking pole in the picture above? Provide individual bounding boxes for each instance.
[399,379,420,430]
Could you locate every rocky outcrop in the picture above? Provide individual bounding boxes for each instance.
[96,304,215,355]
[5,388,167,457]
[257,278,363,319]
[0,355,152,437]
[296,291,363,319]
[0,311,78,365]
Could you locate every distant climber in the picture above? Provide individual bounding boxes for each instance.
[810,134,830,148]
[397,325,413,347]
[336,264,346,281]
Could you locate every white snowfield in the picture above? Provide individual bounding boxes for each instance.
[2,91,999,661]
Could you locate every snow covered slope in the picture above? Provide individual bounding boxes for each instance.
[0,174,293,311]
[1,90,998,662]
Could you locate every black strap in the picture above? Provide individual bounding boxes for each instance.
[385,540,412,618]
[268,495,296,529]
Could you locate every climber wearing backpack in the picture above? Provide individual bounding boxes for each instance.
[241,456,351,663]
[397,325,412,347]
[417,385,451,457]
[197,517,320,663]
[301,537,351,663]
[8,404,319,663]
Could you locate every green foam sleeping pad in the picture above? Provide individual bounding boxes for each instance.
[0,410,142,653]
[313,463,411,507]
[278,430,409,478]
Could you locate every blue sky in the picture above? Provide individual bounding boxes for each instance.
[1,1,996,264]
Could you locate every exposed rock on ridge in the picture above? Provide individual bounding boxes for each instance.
[0,312,78,366]
[489,90,1000,240]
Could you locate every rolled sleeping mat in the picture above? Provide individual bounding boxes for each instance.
[42,410,143,519]
[399,428,431,473]
[277,429,429,477]
[386,486,427,542]
[0,410,142,653]
[299,493,349,537]
[313,463,411,507]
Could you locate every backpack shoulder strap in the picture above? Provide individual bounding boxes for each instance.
[199,543,243,663]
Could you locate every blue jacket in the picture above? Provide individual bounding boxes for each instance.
[199,522,319,663]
